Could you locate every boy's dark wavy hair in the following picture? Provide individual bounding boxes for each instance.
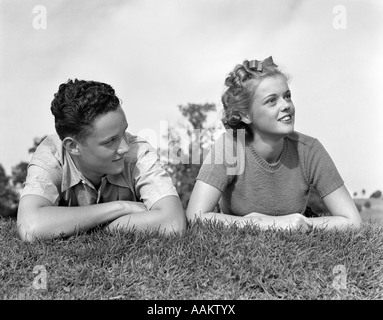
[50,79,121,142]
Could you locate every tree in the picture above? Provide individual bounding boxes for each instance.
[10,135,47,190]
[178,103,216,130]
[0,164,19,218]
[161,103,219,208]
[370,190,382,199]
[0,135,47,218]
[11,162,29,188]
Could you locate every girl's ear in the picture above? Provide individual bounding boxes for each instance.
[63,137,80,155]
[241,116,251,124]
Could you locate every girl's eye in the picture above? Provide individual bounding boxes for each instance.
[267,98,276,104]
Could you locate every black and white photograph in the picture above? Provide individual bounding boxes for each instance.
[0,0,382,304]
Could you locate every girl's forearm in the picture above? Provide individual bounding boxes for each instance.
[309,215,361,230]
[189,211,260,227]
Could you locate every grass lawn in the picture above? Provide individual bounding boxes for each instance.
[0,217,382,300]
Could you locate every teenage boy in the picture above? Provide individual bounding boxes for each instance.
[17,79,186,241]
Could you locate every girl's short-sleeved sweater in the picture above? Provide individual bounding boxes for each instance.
[197,131,344,216]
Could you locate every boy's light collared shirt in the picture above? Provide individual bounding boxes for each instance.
[20,133,178,209]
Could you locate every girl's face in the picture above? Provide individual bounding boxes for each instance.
[245,75,295,139]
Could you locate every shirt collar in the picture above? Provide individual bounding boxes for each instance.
[61,149,86,192]
[106,172,131,188]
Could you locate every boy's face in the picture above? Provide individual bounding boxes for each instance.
[74,106,129,184]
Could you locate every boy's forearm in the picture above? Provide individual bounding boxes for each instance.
[108,197,186,234]
[107,209,170,232]
[18,200,131,241]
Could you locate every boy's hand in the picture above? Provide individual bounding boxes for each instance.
[125,201,147,213]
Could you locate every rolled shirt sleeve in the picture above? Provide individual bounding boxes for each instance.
[131,140,179,209]
[20,164,61,206]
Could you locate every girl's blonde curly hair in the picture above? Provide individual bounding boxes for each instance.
[221,56,288,138]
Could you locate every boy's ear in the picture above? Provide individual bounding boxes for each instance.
[63,137,80,155]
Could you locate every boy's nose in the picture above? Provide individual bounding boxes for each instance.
[118,135,129,155]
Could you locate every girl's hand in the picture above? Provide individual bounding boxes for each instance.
[246,212,313,231]
[278,213,313,231]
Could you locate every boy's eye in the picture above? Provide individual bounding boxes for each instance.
[105,138,116,145]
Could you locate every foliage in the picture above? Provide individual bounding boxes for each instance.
[178,103,216,130]
[1,217,382,300]
[370,190,382,199]
[162,103,218,208]
[11,162,29,187]
[0,136,47,218]
[0,165,19,218]
[13,135,47,188]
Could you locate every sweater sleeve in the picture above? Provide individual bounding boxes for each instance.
[197,131,246,192]
[306,139,344,198]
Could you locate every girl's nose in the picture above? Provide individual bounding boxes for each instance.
[281,105,291,112]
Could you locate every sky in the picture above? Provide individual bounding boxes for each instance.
[0,0,382,197]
